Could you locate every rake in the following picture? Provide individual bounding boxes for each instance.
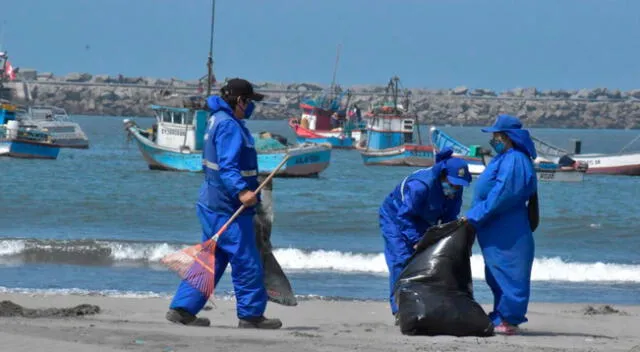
[161,154,291,301]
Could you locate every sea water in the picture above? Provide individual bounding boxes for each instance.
[0,116,639,305]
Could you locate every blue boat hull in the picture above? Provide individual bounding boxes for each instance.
[127,124,331,177]
[360,145,435,167]
[6,140,60,159]
[296,136,353,149]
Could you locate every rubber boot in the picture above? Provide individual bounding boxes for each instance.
[238,316,283,329]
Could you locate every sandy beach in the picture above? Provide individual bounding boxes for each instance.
[0,294,638,352]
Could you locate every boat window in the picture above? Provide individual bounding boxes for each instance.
[173,111,185,124]
[184,112,194,125]
[162,110,172,123]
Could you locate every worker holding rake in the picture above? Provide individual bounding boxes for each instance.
[165,78,283,329]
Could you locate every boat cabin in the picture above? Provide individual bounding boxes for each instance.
[150,105,209,152]
[298,91,348,131]
[366,114,416,150]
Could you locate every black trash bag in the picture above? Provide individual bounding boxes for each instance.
[254,176,297,306]
[393,219,494,337]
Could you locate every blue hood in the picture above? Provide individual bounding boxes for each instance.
[482,114,537,159]
[503,129,537,159]
[206,96,234,116]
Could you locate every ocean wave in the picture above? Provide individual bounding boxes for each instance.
[1,238,639,283]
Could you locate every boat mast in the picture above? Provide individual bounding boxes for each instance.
[328,44,342,109]
[206,0,216,97]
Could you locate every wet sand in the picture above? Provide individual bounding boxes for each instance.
[0,293,639,352]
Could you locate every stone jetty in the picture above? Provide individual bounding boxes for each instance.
[6,70,640,129]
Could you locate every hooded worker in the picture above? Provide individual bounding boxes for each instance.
[379,147,473,322]
[464,114,538,335]
[166,78,282,330]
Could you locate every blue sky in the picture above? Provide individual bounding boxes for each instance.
[3,0,640,91]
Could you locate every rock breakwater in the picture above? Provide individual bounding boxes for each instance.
[7,71,640,129]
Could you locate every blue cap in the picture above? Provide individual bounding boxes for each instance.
[442,157,472,187]
[481,114,523,133]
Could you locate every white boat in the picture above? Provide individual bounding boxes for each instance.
[533,135,640,176]
[16,105,90,149]
[430,126,587,182]
[124,102,332,178]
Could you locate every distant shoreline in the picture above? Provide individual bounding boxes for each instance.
[5,71,640,129]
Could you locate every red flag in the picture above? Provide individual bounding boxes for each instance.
[4,60,15,81]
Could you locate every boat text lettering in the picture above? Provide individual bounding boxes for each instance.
[294,154,320,164]
[538,171,555,180]
[161,128,186,137]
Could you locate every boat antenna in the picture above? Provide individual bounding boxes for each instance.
[206,0,216,97]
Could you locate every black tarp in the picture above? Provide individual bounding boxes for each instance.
[393,219,494,336]
[254,176,297,306]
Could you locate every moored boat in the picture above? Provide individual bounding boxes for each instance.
[532,135,640,176]
[124,103,332,178]
[288,89,366,149]
[0,100,61,159]
[429,125,587,182]
[16,105,90,149]
[360,77,435,166]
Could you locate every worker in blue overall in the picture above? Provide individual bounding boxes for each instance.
[379,148,472,323]
[166,78,282,330]
[465,114,538,335]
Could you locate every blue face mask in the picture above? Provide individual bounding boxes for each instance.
[442,182,457,198]
[489,138,506,154]
[244,101,255,119]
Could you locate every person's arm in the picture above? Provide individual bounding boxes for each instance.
[466,154,531,228]
[396,180,429,246]
[214,119,249,200]
[441,192,463,223]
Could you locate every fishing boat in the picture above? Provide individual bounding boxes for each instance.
[359,77,435,166]
[429,126,587,182]
[124,103,331,178]
[288,45,367,149]
[16,105,89,149]
[428,126,486,175]
[288,89,367,149]
[124,0,332,178]
[0,100,61,159]
[533,135,640,176]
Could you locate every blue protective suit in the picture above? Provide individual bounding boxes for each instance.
[170,96,267,319]
[466,130,538,327]
[379,161,464,315]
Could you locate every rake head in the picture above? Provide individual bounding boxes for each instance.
[161,239,217,299]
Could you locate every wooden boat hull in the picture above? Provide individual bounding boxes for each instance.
[125,122,331,177]
[361,144,435,167]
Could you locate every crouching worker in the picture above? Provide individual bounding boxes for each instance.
[166,78,282,330]
[379,148,472,323]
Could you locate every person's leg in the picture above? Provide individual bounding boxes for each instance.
[167,206,229,326]
[224,215,282,329]
[484,234,534,334]
[380,212,413,316]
